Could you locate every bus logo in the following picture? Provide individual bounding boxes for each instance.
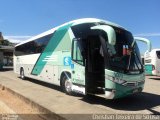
[64,57,71,66]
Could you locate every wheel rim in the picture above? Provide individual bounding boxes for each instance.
[21,70,24,79]
[65,80,72,93]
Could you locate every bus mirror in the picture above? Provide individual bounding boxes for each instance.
[134,37,152,52]
[91,25,116,45]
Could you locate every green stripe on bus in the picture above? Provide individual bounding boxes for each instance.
[31,23,73,75]
[145,64,153,75]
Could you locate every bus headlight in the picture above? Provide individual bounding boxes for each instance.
[105,75,126,84]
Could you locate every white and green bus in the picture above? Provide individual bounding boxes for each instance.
[14,18,148,99]
[144,49,160,76]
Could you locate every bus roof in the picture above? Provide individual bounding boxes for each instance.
[15,18,125,47]
[145,49,160,58]
[151,49,160,52]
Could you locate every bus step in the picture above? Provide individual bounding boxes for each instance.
[96,81,105,87]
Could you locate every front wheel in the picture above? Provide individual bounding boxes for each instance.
[62,75,72,95]
[20,68,25,80]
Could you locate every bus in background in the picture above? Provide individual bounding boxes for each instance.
[14,18,149,99]
[144,49,160,76]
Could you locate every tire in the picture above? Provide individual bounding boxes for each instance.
[62,75,72,95]
[20,68,25,80]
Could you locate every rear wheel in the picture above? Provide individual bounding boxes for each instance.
[20,68,25,80]
[62,75,72,95]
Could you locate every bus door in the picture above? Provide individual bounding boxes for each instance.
[71,39,86,95]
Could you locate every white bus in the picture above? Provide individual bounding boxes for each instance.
[14,18,148,99]
[144,49,160,76]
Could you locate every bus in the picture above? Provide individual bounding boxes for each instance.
[14,18,148,99]
[144,49,160,76]
[0,52,3,69]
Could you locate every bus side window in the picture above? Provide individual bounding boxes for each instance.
[72,40,83,65]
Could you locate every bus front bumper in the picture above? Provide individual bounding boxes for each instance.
[105,80,144,99]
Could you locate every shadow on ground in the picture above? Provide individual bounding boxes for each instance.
[22,77,160,115]
[23,77,62,92]
[149,77,160,81]
[81,92,160,114]
[23,77,83,97]
[0,67,13,72]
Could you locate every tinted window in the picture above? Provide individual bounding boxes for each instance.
[72,40,83,65]
[15,33,53,56]
[156,51,160,59]
[107,29,143,74]
[71,23,96,38]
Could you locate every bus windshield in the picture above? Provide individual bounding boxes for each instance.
[71,23,143,75]
[105,28,143,74]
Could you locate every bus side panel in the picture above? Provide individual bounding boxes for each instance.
[156,59,160,76]
[29,27,73,85]
[14,53,60,85]
[144,50,160,76]
[14,54,40,77]
[14,24,74,87]
[33,64,58,85]
[35,27,73,85]
[38,51,72,85]
[13,55,18,73]
[152,58,157,75]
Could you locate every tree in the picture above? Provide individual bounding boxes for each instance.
[0,39,10,46]
[0,32,14,46]
[0,32,3,41]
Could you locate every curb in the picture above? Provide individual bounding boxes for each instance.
[0,84,66,120]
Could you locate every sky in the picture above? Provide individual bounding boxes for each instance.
[0,0,160,54]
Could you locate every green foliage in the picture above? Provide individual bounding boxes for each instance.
[0,39,14,46]
[0,39,9,46]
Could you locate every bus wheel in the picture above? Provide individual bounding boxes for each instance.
[62,75,72,95]
[20,68,25,80]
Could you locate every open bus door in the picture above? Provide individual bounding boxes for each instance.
[71,38,86,95]
[71,25,117,96]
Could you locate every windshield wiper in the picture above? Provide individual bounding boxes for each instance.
[127,52,132,71]
[127,45,143,73]
[134,51,144,72]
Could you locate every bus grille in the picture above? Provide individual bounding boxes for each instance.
[122,81,144,87]
[123,82,136,87]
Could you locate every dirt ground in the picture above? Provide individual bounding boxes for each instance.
[0,87,46,120]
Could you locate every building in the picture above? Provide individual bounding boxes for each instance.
[0,32,14,69]
[0,45,14,69]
